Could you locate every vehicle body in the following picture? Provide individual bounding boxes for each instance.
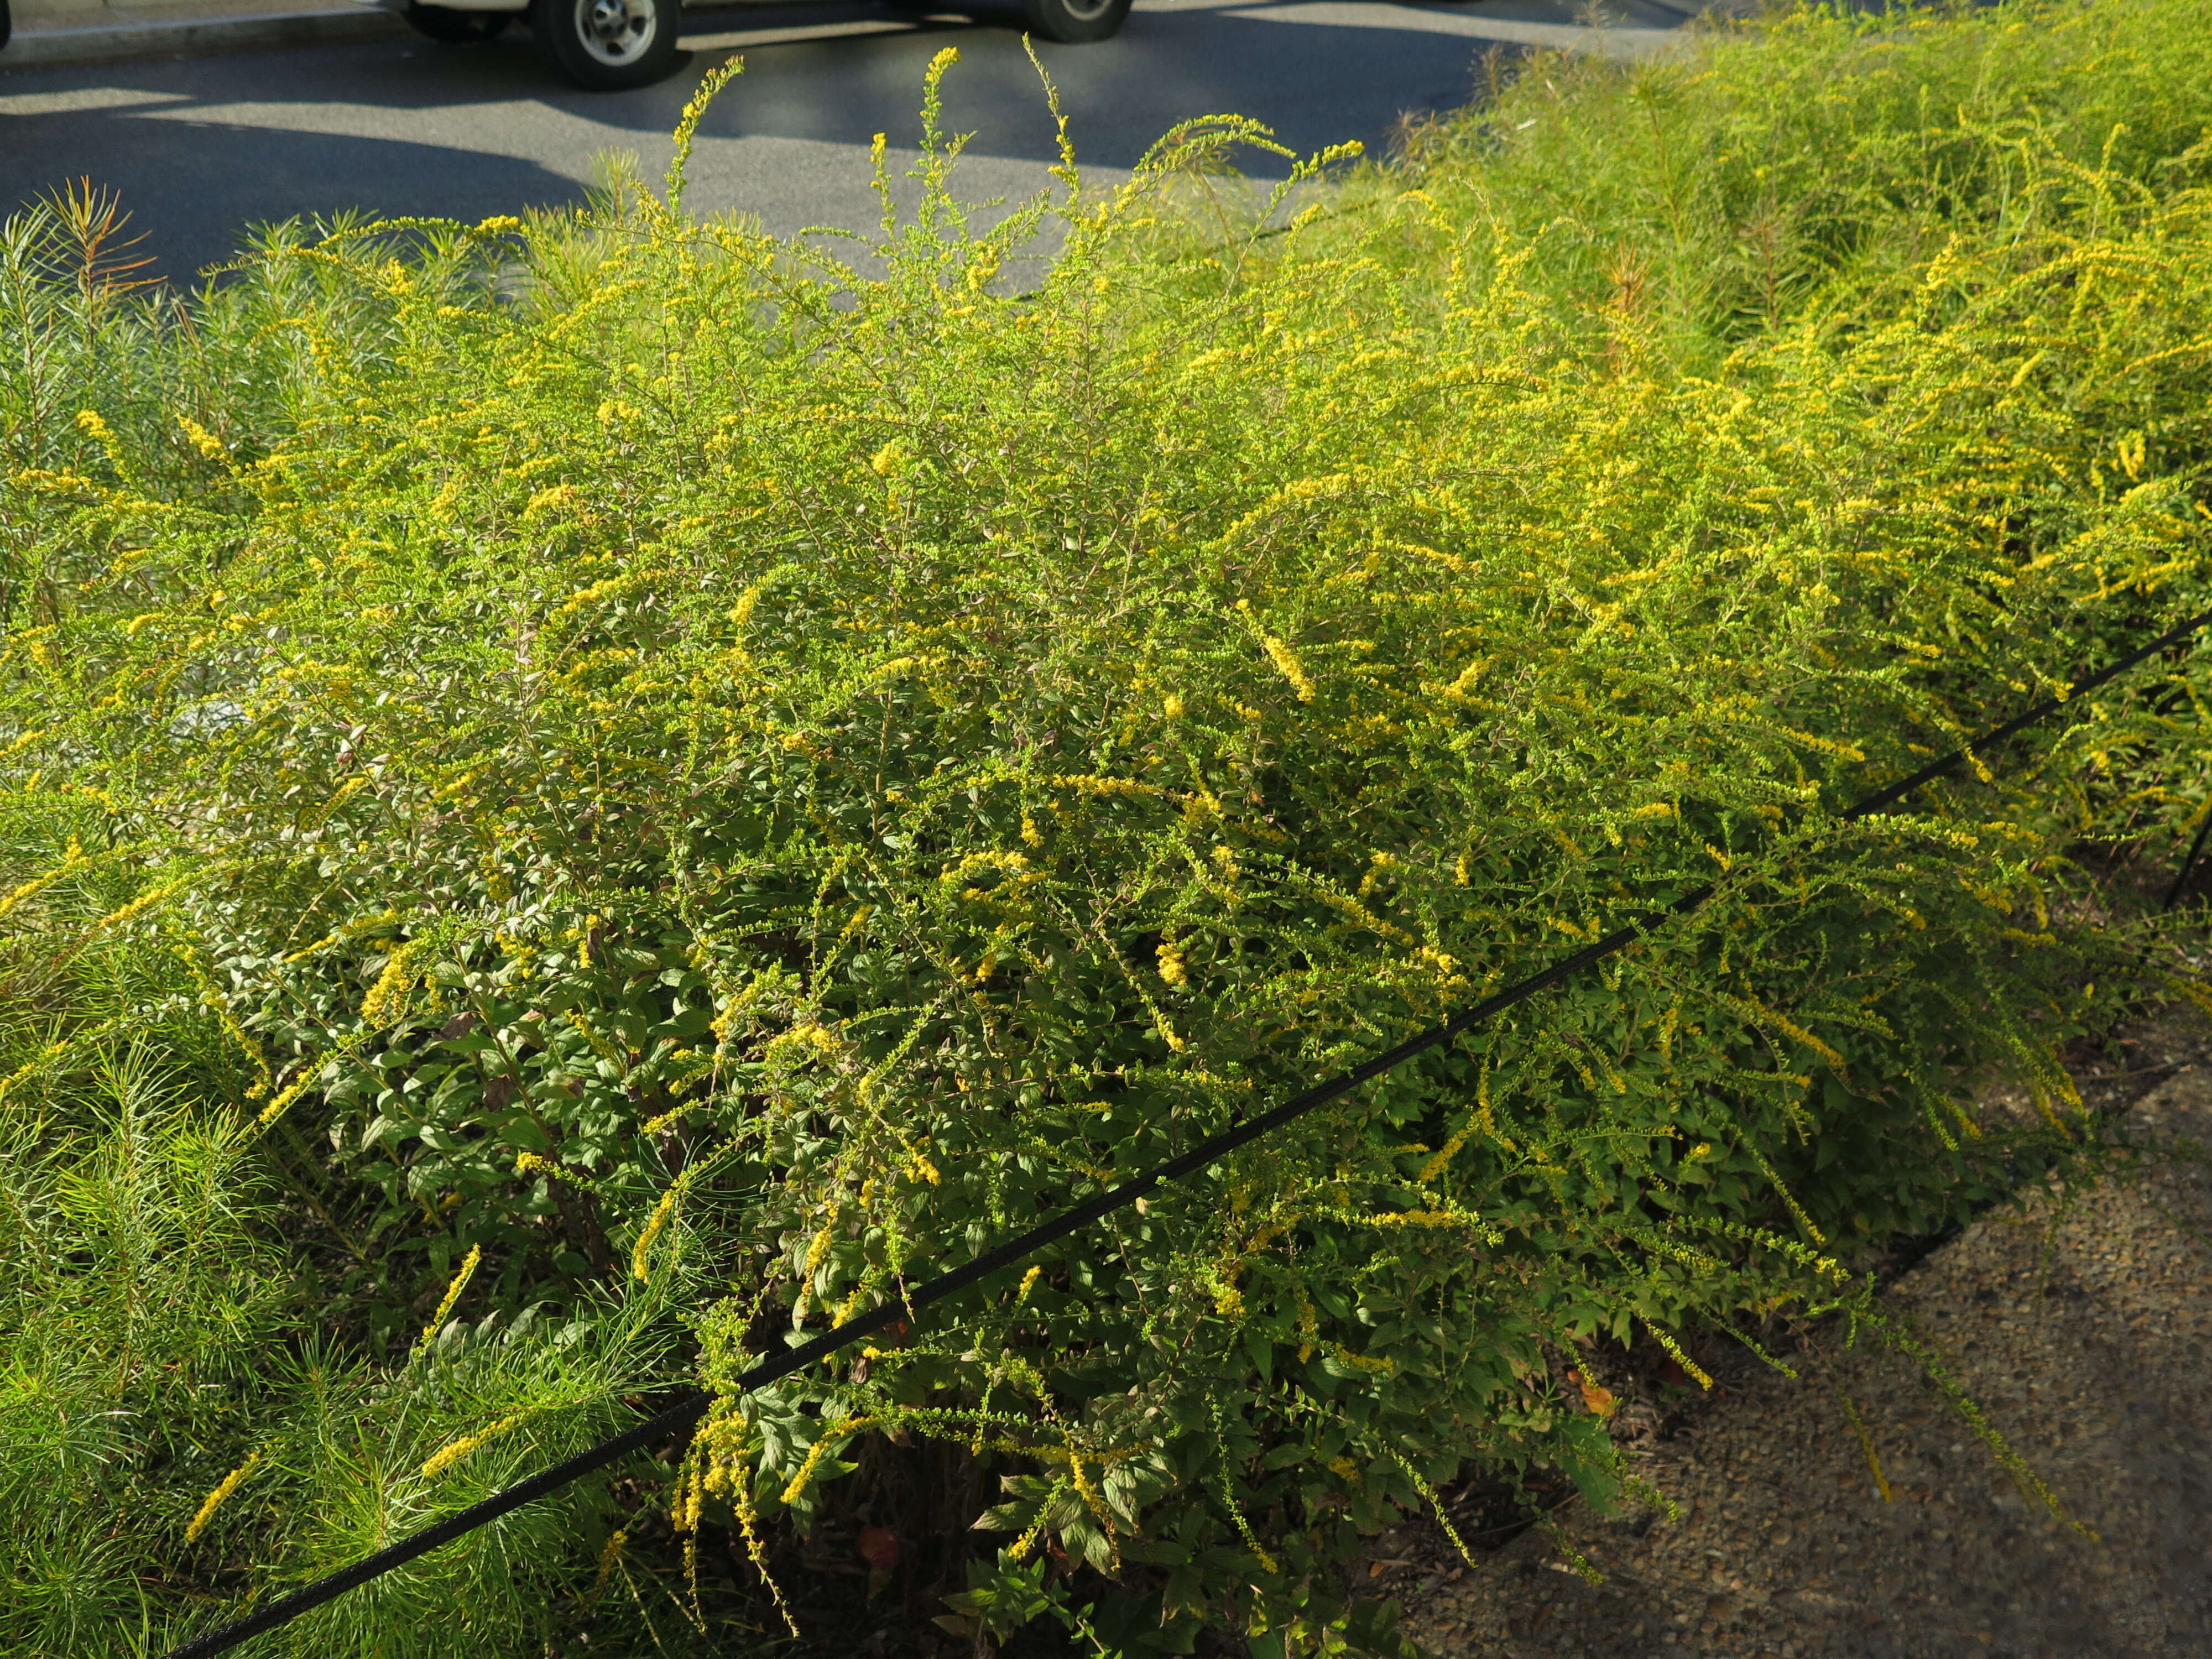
[399,0,1130,90]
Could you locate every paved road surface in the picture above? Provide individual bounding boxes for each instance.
[0,0,1682,285]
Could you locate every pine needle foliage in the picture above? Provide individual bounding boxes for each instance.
[3,2,2212,1653]
[0,833,701,1656]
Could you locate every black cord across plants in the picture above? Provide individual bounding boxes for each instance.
[158,608,2212,1659]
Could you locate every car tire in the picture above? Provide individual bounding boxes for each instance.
[1019,0,1129,43]
[405,2,512,40]
[534,0,682,89]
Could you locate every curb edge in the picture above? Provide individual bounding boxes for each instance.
[2,7,405,66]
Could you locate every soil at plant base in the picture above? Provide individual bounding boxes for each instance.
[1376,1011,2212,1659]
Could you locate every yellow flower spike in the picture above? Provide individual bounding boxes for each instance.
[1208,1260,1245,1319]
[589,1527,629,1600]
[833,1283,868,1326]
[0,839,90,925]
[630,1171,691,1282]
[0,1037,74,1107]
[1641,1321,1713,1391]
[522,483,581,521]
[669,1444,700,1529]
[1442,656,1489,700]
[1740,1140,1827,1246]
[421,1412,531,1479]
[1260,634,1316,702]
[666,55,743,215]
[1067,1448,1111,1531]
[1717,992,1846,1072]
[937,849,1029,885]
[1417,1126,1472,1184]
[800,1217,838,1284]
[175,415,231,466]
[81,870,205,943]
[566,1006,625,1067]
[1007,1474,1069,1563]
[358,940,420,1028]
[415,1243,482,1354]
[514,1150,599,1191]
[779,1414,870,1507]
[252,1057,324,1130]
[184,1451,263,1542]
[1319,1342,1395,1376]
[1361,1208,1481,1230]
[187,967,272,1098]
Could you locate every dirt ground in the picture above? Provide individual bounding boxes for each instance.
[1387,1026,2212,1659]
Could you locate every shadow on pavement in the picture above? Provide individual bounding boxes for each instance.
[0,0,1680,281]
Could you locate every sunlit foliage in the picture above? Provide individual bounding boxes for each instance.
[2,2,2210,1652]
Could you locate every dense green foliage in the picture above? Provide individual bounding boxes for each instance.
[3,3,2211,1653]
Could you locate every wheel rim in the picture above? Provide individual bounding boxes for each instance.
[572,0,655,64]
[1056,0,1114,20]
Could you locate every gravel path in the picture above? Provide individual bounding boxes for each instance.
[1397,1064,2212,1659]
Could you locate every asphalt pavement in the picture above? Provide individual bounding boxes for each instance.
[0,0,1683,285]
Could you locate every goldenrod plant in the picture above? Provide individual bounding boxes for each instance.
[3,3,2211,1653]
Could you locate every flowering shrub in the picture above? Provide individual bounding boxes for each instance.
[4,4,2212,1653]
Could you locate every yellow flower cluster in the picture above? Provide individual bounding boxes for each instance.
[357,940,420,1027]
[420,1411,531,1479]
[184,1451,263,1542]
[415,1243,482,1352]
[630,1174,690,1282]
